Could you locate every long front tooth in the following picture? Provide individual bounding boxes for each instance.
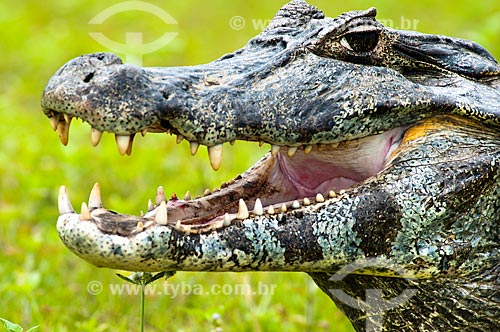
[287,146,298,157]
[64,114,72,124]
[125,134,135,156]
[56,119,71,146]
[49,114,60,131]
[253,198,263,216]
[236,199,249,220]
[88,183,102,210]
[155,186,166,205]
[208,144,223,171]
[115,135,131,155]
[190,142,199,155]
[91,128,103,147]
[271,145,280,156]
[58,185,75,214]
[155,201,168,225]
[80,202,91,221]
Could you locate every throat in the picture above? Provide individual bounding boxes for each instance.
[273,127,405,199]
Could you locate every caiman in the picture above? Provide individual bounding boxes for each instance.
[41,1,500,331]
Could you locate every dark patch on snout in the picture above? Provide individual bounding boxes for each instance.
[352,189,403,256]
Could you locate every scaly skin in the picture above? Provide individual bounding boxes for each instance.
[42,1,500,331]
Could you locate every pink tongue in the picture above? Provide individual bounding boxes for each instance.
[277,127,404,198]
[277,154,365,197]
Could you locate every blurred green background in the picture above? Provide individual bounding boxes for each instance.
[1,0,499,331]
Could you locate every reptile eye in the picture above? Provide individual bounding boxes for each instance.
[340,31,379,53]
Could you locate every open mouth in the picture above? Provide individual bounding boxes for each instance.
[50,111,407,234]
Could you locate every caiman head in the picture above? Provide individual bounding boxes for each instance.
[42,1,500,330]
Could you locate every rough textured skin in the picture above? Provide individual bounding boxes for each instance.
[41,1,500,331]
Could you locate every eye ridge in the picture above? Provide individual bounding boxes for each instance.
[340,31,379,53]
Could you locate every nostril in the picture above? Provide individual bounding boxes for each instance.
[83,72,95,83]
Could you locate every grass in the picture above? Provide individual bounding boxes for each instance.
[1,0,499,331]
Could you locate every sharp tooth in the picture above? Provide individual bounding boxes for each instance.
[155,186,166,205]
[125,134,135,156]
[271,145,280,156]
[115,135,131,155]
[88,183,102,210]
[147,199,154,211]
[259,141,264,147]
[176,135,184,144]
[155,201,168,225]
[230,140,235,146]
[329,190,337,198]
[304,145,313,154]
[170,192,178,201]
[287,146,298,157]
[280,203,287,213]
[208,144,223,171]
[315,193,325,203]
[136,221,144,232]
[58,185,75,214]
[303,197,311,206]
[223,213,232,226]
[204,188,211,196]
[175,220,182,231]
[49,114,60,131]
[236,199,249,220]
[141,129,148,136]
[253,198,263,216]
[56,119,71,146]
[292,200,300,209]
[184,191,191,201]
[64,114,72,124]
[91,128,103,147]
[190,142,199,155]
[80,202,91,221]
[267,205,275,215]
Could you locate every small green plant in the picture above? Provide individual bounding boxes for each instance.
[0,318,38,332]
[116,271,175,332]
